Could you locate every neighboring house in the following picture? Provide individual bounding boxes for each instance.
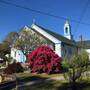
[11,48,26,63]
[10,20,90,63]
[76,40,90,60]
[86,49,90,60]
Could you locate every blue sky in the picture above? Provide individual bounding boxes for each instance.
[0,0,90,42]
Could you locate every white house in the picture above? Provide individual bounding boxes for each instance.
[86,49,90,60]
[77,40,90,60]
[11,48,26,63]
[10,20,90,62]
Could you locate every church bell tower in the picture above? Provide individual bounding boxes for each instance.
[64,20,72,40]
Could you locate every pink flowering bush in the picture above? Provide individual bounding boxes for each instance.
[27,45,62,74]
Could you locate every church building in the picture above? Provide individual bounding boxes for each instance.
[10,20,90,63]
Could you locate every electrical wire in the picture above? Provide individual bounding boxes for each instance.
[73,0,90,36]
[0,0,90,26]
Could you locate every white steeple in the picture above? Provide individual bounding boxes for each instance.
[64,20,72,40]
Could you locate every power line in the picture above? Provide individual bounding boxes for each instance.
[74,0,90,37]
[79,0,90,21]
[0,0,90,26]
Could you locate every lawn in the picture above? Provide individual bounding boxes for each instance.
[12,72,90,90]
[1,72,90,90]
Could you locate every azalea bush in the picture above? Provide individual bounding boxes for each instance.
[4,62,24,74]
[27,45,62,74]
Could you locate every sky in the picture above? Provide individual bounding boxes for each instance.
[0,0,90,42]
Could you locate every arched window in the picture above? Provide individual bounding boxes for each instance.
[65,27,68,33]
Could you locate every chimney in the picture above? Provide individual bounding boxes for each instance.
[79,35,83,42]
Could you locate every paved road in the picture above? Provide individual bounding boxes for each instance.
[0,81,16,90]
[0,74,65,90]
[0,76,55,90]
[0,77,48,90]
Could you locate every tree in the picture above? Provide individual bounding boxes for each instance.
[0,41,12,67]
[0,41,10,61]
[62,50,90,90]
[15,29,50,56]
[28,45,62,74]
[5,32,19,46]
[1,32,19,64]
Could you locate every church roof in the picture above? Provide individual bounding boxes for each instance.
[19,23,90,49]
[31,24,76,46]
[76,40,90,49]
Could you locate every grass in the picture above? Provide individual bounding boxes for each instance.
[16,72,64,79]
[1,72,90,90]
[16,79,90,90]
[13,72,90,90]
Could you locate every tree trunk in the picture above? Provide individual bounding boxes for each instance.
[72,68,76,90]
[72,79,76,90]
